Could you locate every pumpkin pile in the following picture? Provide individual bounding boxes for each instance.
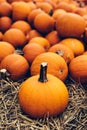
[0,0,87,118]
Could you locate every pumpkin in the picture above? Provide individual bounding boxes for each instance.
[31,52,68,81]
[45,30,61,46]
[28,36,50,51]
[23,43,46,64]
[0,41,15,63]
[3,28,27,48]
[36,2,53,14]
[48,43,74,64]
[56,12,86,38]
[69,55,87,83]
[0,16,12,33]
[34,12,55,34]
[0,53,29,81]
[11,1,32,21]
[59,38,85,56]
[11,20,31,35]
[0,2,12,17]
[18,62,69,118]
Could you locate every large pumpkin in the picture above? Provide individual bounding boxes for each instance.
[56,12,86,38]
[18,62,69,118]
[69,55,87,83]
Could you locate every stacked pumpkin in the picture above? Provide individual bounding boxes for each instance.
[0,0,87,118]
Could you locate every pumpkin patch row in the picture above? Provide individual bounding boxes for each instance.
[0,0,87,118]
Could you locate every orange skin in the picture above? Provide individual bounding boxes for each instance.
[0,53,29,81]
[18,72,69,118]
[31,52,68,81]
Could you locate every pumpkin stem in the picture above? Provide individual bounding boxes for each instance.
[38,62,48,82]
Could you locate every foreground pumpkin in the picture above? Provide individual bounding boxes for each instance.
[69,55,87,83]
[18,62,69,118]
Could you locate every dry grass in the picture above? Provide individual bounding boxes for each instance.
[0,76,87,130]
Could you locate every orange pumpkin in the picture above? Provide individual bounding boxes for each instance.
[0,41,15,63]
[23,43,46,64]
[31,52,68,81]
[28,36,50,51]
[69,55,87,83]
[3,28,27,48]
[11,20,31,35]
[0,16,12,33]
[18,62,69,118]
[0,2,12,17]
[48,44,74,64]
[12,1,32,21]
[34,12,55,34]
[45,30,61,46]
[0,53,29,81]
[56,12,86,38]
[59,38,85,56]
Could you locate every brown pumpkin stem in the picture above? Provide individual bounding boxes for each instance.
[38,62,48,82]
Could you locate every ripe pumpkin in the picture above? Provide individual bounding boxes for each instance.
[3,28,27,48]
[0,2,12,17]
[12,1,32,21]
[56,12,86,38]
[31,52,68,81]
[18,62,69,118]
[26,29,41,41]
[0,16,12,33]
[59,38,85,56]
[11,20,31,35]
[45,30,61,46]
[0,41,15,63]
[27,8,44,27]
[0,53,29,81]
[36,2,53,14]
[34,12,55,34]
[48,44,74,64]
[69,55,87,83]
[23,43,46,64]
[29,36,50,51]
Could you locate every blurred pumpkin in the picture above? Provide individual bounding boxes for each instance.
[11,20,31,35]
[23,43,46,64]
[0,53,29,81]
[29,36,50,51]
[56,12,86,38]
[34,12,55,34]
[0,16,12,33]
[59,38,85,56]
[0,2,12,17]
[18,62,69,118]
[3,28,27,48]
[69,55,87,83]
[48,44,74,64]
[31,52,68,81]
[0,41,15,63]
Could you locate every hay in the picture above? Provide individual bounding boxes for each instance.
[0,77,87,130]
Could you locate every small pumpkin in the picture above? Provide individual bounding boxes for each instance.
[18,62,69,118]
[48,43,74,64]
[0,41,15,63]
[0,53,29,81]
[69,55,87,83]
